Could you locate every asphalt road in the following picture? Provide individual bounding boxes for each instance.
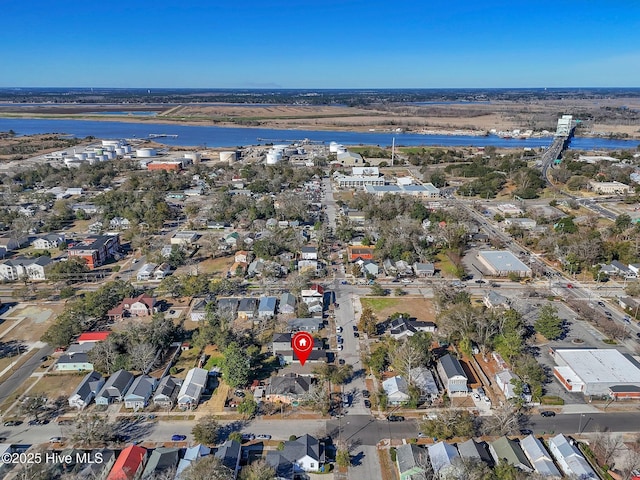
[0,344,54,407]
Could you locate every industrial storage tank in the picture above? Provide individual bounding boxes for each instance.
[74,152,87,160]
[94,148,104,156]
[184,152,201,163]
[220,151,237,164]
[96,155,107,162]
[86,152,96,159]
[105,151,116,160]
[266,150,282,165]
[336,146,347,154]
[136,148,156,157]
[114,147,125,156]
[122,145,132,154]
[102,140,121,147]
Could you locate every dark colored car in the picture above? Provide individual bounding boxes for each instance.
[540,411,556,417]
[364,399,371,408]
[387,415,405,422]
[519,429,533,435]
[362,390,370,398]
[598,301,605,307]
[3,420,22,427]
[171,434,187,441]
[338,359,346,365]
[475,279,486,284]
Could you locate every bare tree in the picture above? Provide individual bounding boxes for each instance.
[391,340,423,386]
[129,342,157,373]
[592,428,624,468]
[481,402,522,436]
[180,456,234,480]
[72,413,115,447]
[238,459,277,480]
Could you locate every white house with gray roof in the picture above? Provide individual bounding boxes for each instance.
[95,369,134,405]
[68,371,104,409]
[395,444,428,480]
[519,434,561,478]
[124,375,156,410]
[153,375,179,408]
[437,354,468,395]
[548,434,596,479]
[177,367,208,408]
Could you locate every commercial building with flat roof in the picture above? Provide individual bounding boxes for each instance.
[551,348,640,396]
[477,250,532,277]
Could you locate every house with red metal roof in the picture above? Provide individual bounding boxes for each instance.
[77,331,111,344]
[106,444,147,480]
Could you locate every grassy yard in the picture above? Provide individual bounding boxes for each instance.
[172,348,201,378]
[360,297,436,322]
[27,373,84,400]
[435,252,459,278]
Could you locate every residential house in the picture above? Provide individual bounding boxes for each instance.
[0,235,28,252]
[298,258,318,272]
[189,298,211,322]
[153,376,179,409]
[410,367,439,402]
[519,435,561,477]
[413,262,435,277]
[77,331,110,344]
[287,317,322,333]
[106,445,147,480]
[619,296,639,312]
[32,234,65,250]
[95,370,134,406]
[124,375,156,410]
[68,371,104,410]
[265,434,324,475]
[234,250,250,264]
[136,263,157,282]
[428,441,459,477]
[611,260,636,278]
[177,367,208,409]
[214,440,241,479]
[279,293,297,315]
[484,291,510,309]
[383,259,398,276]
[237,297,258,320]
[300,246,318,260]
[388,316,437,340]
[437,354,468,395]
[495,370,520,400]
[170,231,199,246]
[107,294,157,321]
[265,374,312,404]
[140,448,179,480]
[68,234,120,269]
[175,445,211,478]
[75,448,116,479]
[547,434,596,479]
[224,232,240,248]
[489,437,533,473]
[361,260,379,277]
[347,246,375,262]
[258,296,278,319]
[457,439,493,466]
[504,218,537,230]
[395,444,428,480]
[109,217,131,231]
[0,256,52,281]
[301,284,324,306]
[56,342,99,371]
[272,333,324,362]
[154,262,172,280]
[382,376,411,405]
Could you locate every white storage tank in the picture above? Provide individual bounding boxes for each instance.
[220,151,237,164]
[136,148,156,157]
[87,152,96,159]
[329,142,344,153]
[104,145,115,152]
[336,146,347,154]
[122,145,132,154]
[184,152,201,163]
[266,150,282,165]
[74,152,87,160]
[94,148,104,155]
[96,155,107,162]
[105,151,116,160]
[88,157,97,165]
[115,147,125,156]
[102,140,121,147]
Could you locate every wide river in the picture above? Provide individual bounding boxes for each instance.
[1,118,638,150]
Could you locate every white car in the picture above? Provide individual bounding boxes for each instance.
[337,344,343,351]
[472,393,480,401]
[336,326,343,333]
[400,278,412,284]
[483,396,491,404]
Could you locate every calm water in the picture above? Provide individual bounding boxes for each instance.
[0,117,638,150]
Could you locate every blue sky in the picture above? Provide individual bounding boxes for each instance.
[2,1,639,88]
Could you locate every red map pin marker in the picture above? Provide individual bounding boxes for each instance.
[292,332,314,366]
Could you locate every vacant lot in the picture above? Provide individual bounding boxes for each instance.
[196,256,233,275]
[1,303,63,343]
[360,297,436,322]
[27,373,84,400]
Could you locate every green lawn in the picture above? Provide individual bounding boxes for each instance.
[435,252,458,277]
[204,352,224,370]
[360,297,401,313]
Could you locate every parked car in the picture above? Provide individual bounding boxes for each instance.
[472,393,480,401]
[387,415,405,422]
[3,420,22,427]
[540,411,556,417]
[338,359,346,365]
[362,390,370,398]
[49,437,64,443]
[337,344,343,351]
[519,429,533,435]
[241,433,255,442]
[598,301,605,307]
[364,399,371,408]
[483,396,491,404]
[171,434,187,441]
[256,434,272,440]
[235,390,246,398]
[475,279,486,284]
[336,326,343,333]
